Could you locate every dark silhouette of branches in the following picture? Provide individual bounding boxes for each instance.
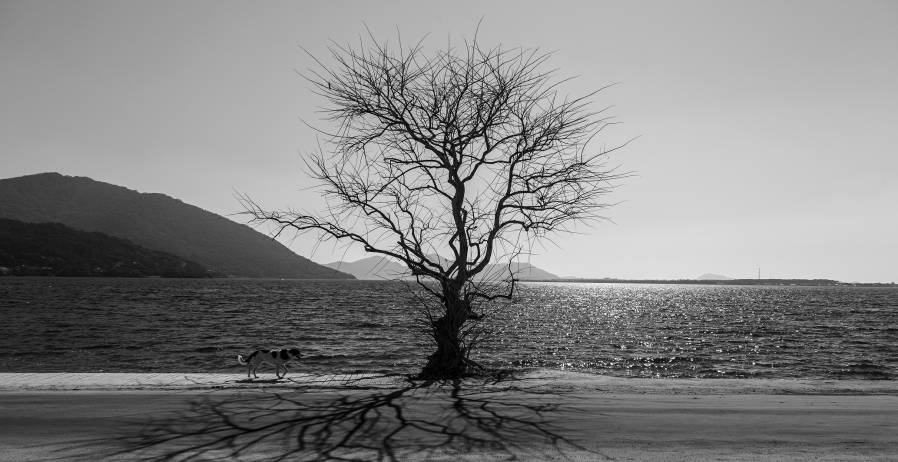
[83,375,606,461]
[242,28,628,377]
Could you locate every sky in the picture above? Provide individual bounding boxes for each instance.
[1,0,896,282]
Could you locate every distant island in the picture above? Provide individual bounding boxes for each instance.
[524,277,896,287]
[697,273,733,281]
[0,172,353,279]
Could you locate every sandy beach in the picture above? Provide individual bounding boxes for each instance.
[1,371,896,461]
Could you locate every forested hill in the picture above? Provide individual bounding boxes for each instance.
[0,218,212,277]
[0,173,353,279]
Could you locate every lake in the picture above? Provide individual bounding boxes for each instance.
[2,278,896,379]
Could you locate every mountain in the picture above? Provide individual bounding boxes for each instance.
[697,273,733,280]
[0,218,212,277]
[0,173,352,279]
[325,255,559,281]
[325,256,409,280]
[494,262,560,280]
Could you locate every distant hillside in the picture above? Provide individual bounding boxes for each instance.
[326,255,559,281]
[697,273,732,280]
[488,262,560,281]
[0,173,352,279]
[0,218,212,277]
[537,277,880,287]
[325,256,408,280]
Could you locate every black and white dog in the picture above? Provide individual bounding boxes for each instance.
[237,348,302,379]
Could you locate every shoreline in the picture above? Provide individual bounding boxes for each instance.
[2,369,897,394]
[1,370,896,461]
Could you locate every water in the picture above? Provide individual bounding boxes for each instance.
[1,278,896,379]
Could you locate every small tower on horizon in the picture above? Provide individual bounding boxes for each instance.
[758,267,761,280]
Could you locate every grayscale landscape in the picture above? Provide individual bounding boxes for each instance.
[1,1,896,460]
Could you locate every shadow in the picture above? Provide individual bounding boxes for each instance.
[233,378,284,384]
[75,372,608,461]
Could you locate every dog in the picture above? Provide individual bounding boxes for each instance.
[236,348,302,379]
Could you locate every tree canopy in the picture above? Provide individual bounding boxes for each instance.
[245,31,627,377]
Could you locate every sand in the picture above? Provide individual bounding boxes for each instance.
[1,371,896,461]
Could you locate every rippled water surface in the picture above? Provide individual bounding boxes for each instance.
[2,278,896,379]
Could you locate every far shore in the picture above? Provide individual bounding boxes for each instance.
[524,278,898,287]
[1,370,896,461]
[4,275,896,287]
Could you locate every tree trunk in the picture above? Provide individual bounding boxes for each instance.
[420,298,470,379]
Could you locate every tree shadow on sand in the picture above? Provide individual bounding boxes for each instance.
[78,372,609,461]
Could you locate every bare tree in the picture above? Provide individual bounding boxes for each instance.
[243,31,627,379]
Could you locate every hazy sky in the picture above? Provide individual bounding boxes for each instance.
[2,1,896,282]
